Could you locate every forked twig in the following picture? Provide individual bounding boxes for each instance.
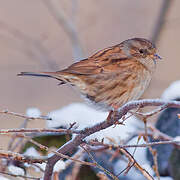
[119,148,154,180]
[80,144,119,180]
[44,99,180,180]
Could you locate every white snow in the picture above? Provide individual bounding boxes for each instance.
[161,80,180,100]
[53,160,66,172]
[23,147,41,158]
[126,137,148,165]
[26,107,41,118]
[23,147,47,172]
[23,101,175,179]
[155,177,173,180]
[8,164,24,176]
[174,136,180,145]
[47,103,108,129]
[34,162,46,172]
[47,103,143,143]
[0,175,10,180]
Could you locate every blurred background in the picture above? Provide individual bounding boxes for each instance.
[0,0,179,149]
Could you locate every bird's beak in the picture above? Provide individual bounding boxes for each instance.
[150,54,162,64]
[154,54,162,60]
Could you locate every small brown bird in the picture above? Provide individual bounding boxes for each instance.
[18,38,161,115]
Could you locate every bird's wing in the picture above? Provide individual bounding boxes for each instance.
[60,45,129,75]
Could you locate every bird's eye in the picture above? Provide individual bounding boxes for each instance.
[139,49,144,54]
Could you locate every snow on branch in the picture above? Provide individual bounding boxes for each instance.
[44,98,180,180]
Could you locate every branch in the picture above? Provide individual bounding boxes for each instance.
[27,137,95,167]
[0,171,40,180]
[151,0,173,44]
[2,133,95,167]
[44,99,180,180]
[43,0,84,61]
[0,150,46,164]
[119,148,154,180]
[0,110,51,121]
[81,145,119,180]
[88,140,180,149]
[0,128,80,135]
[0,20,57,70]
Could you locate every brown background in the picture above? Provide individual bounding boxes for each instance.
[0,0,179,148]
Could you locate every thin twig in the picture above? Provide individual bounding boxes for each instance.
[130,105,167,118]
[0,20,57,70]
[151,0,173,44]
[28,137,95,167]
[1,132,95,168]
[61,148,86,172]
[119,148,154,180]
[0,171,40,180]
[88,140,180,149]
[81,145,119,180]
[0,150,47,163]
[8,118,29,152]
[0,110,51,121]
[43,0,84,61]
[143,119,160,180]
[0,128,80,135]
[44,99,180,180]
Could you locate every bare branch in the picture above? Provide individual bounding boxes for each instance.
[119,148,154,180]
[1,132,95,169]
[130,104,167,118]
[0,150,47,164]
[28,137,95,167]
[151,0,173,44]
[0,128,80,135]
[0,20,57,70]
[43,0,84,61]
[0,109,51,121]
[88,140,180,149]
[0,171,40,180]
[81,145,119,180]
[44,99,180,180]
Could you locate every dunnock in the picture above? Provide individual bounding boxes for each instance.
[18,38,161,113]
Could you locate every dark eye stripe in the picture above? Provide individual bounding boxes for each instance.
[139,49,148,54]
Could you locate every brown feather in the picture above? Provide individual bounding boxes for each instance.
[18,38,159,111]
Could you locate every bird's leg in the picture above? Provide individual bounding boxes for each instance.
[106,110,113,121]
[106,108,124,126]
[113,111,125,127]
[110,105,126,126]
[106,105,119,122]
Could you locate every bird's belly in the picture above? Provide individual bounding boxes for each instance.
[88,71,151,110]
[112,70,152,108]
[80,68,152,111]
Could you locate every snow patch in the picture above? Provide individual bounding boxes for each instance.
[8,165,24,176]
[26,107,41,118]
[47,103,143,143]
[0,175,10,180]
[53,160,66,172]
[23,147,41,158]
[161,80,180,100]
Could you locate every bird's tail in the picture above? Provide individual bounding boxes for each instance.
[18,72,66,85]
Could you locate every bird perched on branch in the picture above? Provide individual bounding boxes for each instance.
[18,38,161,119]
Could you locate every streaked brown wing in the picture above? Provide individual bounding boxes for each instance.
[60,44,128,75]
[80,59,143,107]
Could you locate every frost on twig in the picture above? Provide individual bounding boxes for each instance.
[43,99,180,180]
[1,99,180,180]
